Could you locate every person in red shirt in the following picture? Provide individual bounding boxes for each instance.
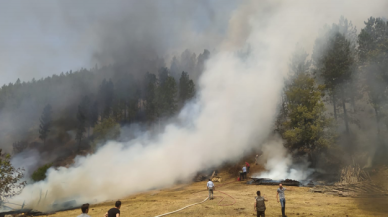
[245,162,250,173]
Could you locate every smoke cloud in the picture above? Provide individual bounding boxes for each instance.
[0,0,234,152]
[255,137,314,180]
[6,0,388,212]
[0,0,236,85]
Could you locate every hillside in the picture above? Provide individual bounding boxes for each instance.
[1,49,210,181]
[2,4,388,217]
[49,164,388,217]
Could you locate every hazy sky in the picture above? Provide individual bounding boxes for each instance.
[0,0,236,86]
[1,1,387,87]
[0,1,87,85]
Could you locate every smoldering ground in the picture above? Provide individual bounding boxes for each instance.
[5,0,388,212]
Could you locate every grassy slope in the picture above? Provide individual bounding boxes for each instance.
[49,164,388,217]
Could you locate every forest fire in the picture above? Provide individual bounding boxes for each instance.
[0,1,388,216]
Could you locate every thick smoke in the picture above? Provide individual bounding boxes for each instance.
[11,150,46,179]
[0,0,236,84]
[7,0,388,212]
[255,138,314,180]
[0,0,235,153]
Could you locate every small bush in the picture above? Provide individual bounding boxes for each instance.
[31,164,52,182]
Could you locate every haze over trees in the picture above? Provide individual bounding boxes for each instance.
[179,71,195,104]
[0,49,207,170]
[277,46,334,165]
[277,16,388,167]
[39,104,52,146]
[0,15,387,190]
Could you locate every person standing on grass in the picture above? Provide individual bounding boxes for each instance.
[242,165,247,180]
[207,179,215,200]
[255,155,259,165]
[105,201,121,217]
[245,162,250,173]
[254,191,267,217]
[276,184,288,217]
[77,203,91,217]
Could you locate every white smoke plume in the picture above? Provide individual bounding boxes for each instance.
[9,0,388,211]
[11,150,45,179]
[255,138,314,180]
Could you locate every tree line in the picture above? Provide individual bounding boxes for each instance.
[277,16,388,166]
[0,49,209,157]
[36,69,196,153]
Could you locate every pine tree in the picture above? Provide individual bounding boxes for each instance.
[358,17,388,134]
[98,79,115,120]
[358,17,388,62]
[279,45,335,163]
[145,73,157,122]
[318,33,354,134]
[14,78,21,88]
[158,67,169,86]
[313,17,359,122]
[104,79,115,119]
[187,80,195,99]
[179,71,195,103]
[277,45,311,134]
[76,105,86,151]
[89,101,99,129]
[126,98,139,123]
[39,104,52,145]
[156,76,177,117]
[80,96,91,138]
[282,72,334,158]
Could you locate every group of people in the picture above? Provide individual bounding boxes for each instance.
[208,177,288,217]
[239,154,260,181]
[255,183,289,217]
[77,154,284,217]
[77,200,122,217]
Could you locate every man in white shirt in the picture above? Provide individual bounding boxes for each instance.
[207,179,215,200]
[277,184,291,217]
[242,165,247,180]
[77,203,91,217]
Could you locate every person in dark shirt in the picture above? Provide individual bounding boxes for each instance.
[105,201,121,217]
[254,191,268,217]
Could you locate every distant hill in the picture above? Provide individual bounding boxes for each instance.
[0,49,210,165]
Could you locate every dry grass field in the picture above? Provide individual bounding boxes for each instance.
[48,168,388,217]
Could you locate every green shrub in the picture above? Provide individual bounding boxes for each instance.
[31,164,52,182]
